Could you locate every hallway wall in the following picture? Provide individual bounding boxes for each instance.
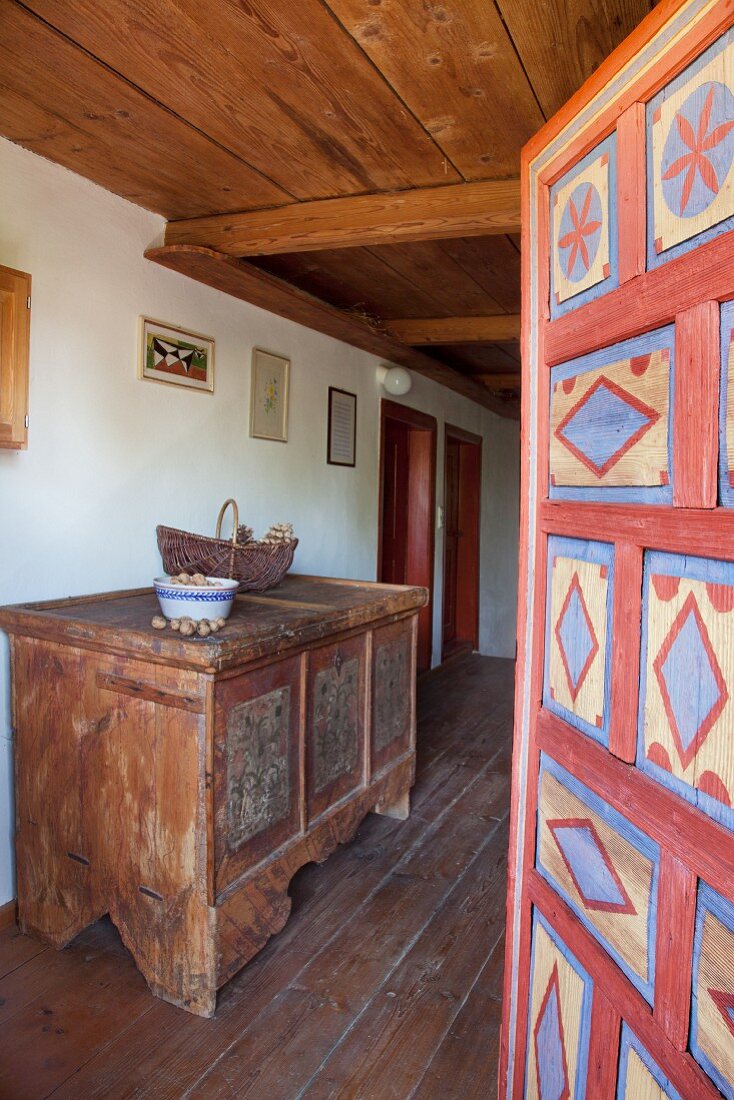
[0,136,520,905]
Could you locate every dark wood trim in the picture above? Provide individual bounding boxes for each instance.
[0,899,17,931]
[378,400,437,672]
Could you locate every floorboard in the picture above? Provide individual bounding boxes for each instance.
[0,654,513,1100]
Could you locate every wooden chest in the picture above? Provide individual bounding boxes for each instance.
[0,575,426,1016]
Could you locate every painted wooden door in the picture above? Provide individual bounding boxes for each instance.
[442,435,461,649]
[502,3,734,1098]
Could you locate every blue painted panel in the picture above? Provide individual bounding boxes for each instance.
[525,908,593,1100]
[690,882,734,1100]
[549,326,675,503]
[647,27,734,270]
[637,551,734,833]
[550,134,619,319]
[616,1023,683,1099]
[543,536,615,746]
[537,754,660,1004]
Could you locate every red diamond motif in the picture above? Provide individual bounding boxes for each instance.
[554,572,599,702]
[709,988,734,1037]
[653,591,729,770]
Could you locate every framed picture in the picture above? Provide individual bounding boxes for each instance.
[327,387,357,467]
[250,348,290,442]
[138,317,214,392]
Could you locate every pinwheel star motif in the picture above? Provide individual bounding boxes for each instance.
[557,185,602,278]
[663,86,734,214]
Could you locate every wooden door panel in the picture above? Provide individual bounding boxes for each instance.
[549,326,674,503]
[638,550,734,828]
[504,7,734,1099]
[617,1023,683,1099]
[536,755,659,1005]
[550,133,618,318]
[524,908,593,1099]
[543,536,614,747]
[691,883,734,1096]
[647,30,734,270]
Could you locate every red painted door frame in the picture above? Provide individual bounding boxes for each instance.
[378,399,437,673]
[442,424,482,660]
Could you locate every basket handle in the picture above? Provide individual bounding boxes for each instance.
[215,499,240,546]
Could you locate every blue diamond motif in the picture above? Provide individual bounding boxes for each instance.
[559,381,652,472]
[552,825,626,907]
[660,610,723,753]
[558,588,594,692]
[535,977,568,1100]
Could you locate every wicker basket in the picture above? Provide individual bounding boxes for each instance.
[157,499,298,592]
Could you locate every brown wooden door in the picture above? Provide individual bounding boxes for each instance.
[503,5,734,1099]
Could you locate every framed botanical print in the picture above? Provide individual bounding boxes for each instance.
[250,348,290,442]
[138,317,214,392]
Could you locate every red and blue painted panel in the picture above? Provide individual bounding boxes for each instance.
[525,907,593,1100]
[550,134,618,318]
[691,882,734,1099]
[549,326,674,503]
[648,27,734,269]
[537,754,659,1004]
[544,537,614,746]
[616,1023,683,1099]
[638,551,734,831]
[719,300,734,506]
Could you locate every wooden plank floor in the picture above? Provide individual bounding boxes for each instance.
[0,654,513,1100]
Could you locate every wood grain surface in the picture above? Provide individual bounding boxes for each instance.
[0,653,513,1099]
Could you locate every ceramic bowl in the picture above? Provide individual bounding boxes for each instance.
[153,576,239,622]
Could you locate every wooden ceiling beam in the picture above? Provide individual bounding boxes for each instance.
[164,179,521,257]
[477,373,522,390]
[386,315,520,345]
[145,245,518,420]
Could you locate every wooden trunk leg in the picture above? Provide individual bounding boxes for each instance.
[374,787,411,820]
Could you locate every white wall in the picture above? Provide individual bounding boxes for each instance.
[0,137,519,905]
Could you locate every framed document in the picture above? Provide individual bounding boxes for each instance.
[327,387,357,467]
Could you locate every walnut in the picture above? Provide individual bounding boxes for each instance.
[170,619,181,631]
[151,615,167,630]
[178,617,195,637]
[197,620,211,637]
[216,617,227,629]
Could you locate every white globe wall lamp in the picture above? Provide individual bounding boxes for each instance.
[377,364,413,396]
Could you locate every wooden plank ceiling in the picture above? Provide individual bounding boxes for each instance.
[1,0,657,416]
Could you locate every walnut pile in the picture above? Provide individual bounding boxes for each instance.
[261,522,294,545]
[166,572,226,587]
[151,614,227,637]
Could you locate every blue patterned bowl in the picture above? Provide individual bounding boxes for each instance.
[153,576,238,622]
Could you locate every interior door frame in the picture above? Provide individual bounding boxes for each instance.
[377,399,437,671]
[441,423,482,660]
